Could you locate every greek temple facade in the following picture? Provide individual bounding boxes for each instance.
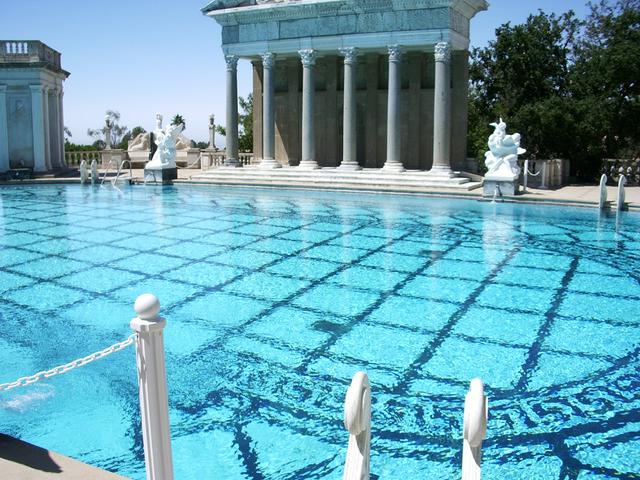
[202,0,488,178]
[0,41,69,173]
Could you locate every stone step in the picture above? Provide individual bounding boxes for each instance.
[189,169,482,191]
[193,168,475,184]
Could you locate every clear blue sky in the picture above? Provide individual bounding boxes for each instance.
[1,0,591,145]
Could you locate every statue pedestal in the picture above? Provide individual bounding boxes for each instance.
[483,173,519,197]
[144,166,177,185]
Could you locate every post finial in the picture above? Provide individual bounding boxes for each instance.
[134,293,160,320]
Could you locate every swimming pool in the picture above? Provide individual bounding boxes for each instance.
[0,184,639,479]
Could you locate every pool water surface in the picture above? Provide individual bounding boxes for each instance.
[0,184,639,479]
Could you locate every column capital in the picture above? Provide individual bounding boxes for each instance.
[387,45,402,63]
[261,52,275,69]
[434,42,451,63]
[339,47,359,65]
[0,84,7,94]
[298,49,316,67]
[225,54,239,72]
[29,84,44,93]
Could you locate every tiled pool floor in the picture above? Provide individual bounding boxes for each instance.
[0,184,639,479]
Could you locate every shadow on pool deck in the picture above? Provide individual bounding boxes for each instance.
[0,434,127,479]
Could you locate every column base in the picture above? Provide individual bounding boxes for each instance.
[258,158,282,169]
[222,159,242,168]
[298,160,320,170]
[337,161,362,171]
[381,161,405,173]
[426,165,457,178]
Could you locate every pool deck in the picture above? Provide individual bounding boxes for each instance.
[1,167,639,211]
[0,434,128,479]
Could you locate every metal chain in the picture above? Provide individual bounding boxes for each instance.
[0,334,137,392]
[526,168,541,177]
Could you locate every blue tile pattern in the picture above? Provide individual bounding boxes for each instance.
[0,184,639,479]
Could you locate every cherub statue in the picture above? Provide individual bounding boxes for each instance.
[484,118,526,177]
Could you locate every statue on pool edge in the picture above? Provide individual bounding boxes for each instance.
[146,114,184,170]
[484,118,526,179]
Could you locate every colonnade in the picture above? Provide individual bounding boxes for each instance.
[0,84,65,172]
[223,42,453,173]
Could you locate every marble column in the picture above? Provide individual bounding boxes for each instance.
[29,85,47,172]
[259,52,280,169]
[298,49,319,169]
[224,54,240,167]
[42,86,51,170]
[338,47,361,170]
[57,88,66,167]
[0,85,10,171]
[428,42,454,177]
[382,45,405,172]
[51,87,63,169]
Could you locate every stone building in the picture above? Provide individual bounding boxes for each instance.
[0,40,69,173]
[202,0,487,177]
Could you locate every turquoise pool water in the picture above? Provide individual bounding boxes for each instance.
[0,184,639,479]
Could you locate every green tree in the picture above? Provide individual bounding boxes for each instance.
[569,0,640,178]
[468,1,640,180]
[216,94,254,152]
[171,114,186,130]
[468,11,579,165]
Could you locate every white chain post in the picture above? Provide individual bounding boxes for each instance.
[523,159,529,193]
[343,371,371,480]
[540,160,548,189]
[462,378,488,480]
[130,294,174,480]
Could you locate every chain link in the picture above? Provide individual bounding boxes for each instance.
[0,334,137,392]
[526,168,541,177]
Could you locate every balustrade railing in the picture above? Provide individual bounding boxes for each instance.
[65,151,101,166]
[0,40,62,68]
[602,158,640,185]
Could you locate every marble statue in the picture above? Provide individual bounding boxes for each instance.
[484,119,525,178]
[147,120,184,170]
[128,132,149,151]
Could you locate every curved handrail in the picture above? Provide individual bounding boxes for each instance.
[112,159,133,186]
[343,371,371,480]
[462,378,488,480]
[617,175,627,211]
[599,174,608,210]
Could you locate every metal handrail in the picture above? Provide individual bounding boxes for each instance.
[112,159,133,186]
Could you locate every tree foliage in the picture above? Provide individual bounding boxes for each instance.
[468,1,640,180]
[216,94,254,152]
[87,110,130,150]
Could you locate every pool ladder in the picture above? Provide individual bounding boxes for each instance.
[100,159,133,188]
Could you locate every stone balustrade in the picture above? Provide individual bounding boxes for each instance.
[0,40,62,69]
[65,151,102,166]
[603,158,640,185]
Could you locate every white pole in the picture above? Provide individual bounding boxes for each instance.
[80,160,88,184]
[90,159,98,185]
[130,294,174,480]
[523,159,529,193]
[343,371,371,480]
[462,378,488,480]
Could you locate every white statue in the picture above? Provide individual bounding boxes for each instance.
[147,120,183,169]
[128,132,149,151]
[484,118,525,178]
